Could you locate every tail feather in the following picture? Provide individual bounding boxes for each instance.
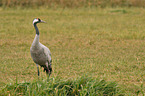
[40,61,52,75]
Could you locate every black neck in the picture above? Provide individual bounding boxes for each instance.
[34,24,39,35]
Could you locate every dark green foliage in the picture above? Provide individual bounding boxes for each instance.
[0,76,124,96]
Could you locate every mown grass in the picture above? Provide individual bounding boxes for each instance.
[0,7,145,95]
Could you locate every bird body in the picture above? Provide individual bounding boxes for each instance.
[30,41,51,66]
[30,18,52,76]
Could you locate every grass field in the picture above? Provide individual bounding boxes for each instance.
[0,7,145,95]
[1,0,145,8]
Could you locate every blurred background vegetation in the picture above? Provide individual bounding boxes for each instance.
[0,0,145,8]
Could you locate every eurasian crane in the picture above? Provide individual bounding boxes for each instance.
[30,18,52,76]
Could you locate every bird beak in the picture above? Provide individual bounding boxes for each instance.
[41,20,46,23]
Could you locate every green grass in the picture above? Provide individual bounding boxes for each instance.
[0,7,145,95]
[0,76,123,96]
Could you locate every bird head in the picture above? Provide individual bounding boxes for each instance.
[33,18,46,25]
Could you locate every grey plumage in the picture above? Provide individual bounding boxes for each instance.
[30,18,52,76]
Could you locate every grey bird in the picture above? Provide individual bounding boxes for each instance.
[30,18,52,76]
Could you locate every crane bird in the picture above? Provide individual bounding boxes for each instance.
[30,18,52,76]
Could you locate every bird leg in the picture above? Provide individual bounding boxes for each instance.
[36,64,40,76]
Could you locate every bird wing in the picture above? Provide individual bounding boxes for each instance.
[40,43,52,62]
[40,43,52,74]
